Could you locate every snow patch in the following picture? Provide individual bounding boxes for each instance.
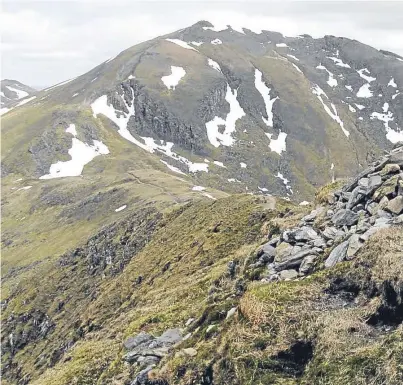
[213,161,226,168]
[115,205,127,212]
[355,104,365,110]
[254,69,279,127]
[326,56,350,68]
[291,63,303,74]
[258,186,269,192]
[127,74,135,80]
[192,186,206,191]
[161,66,186,90]
[160,160,186,175]
[0,107,10,116]
[299,201,310,206]
[17,186,32,191]
[211,39,222,45]
[6,86,29,99]
[202,192,216,200]
[357,68,376,83]
[72,93,79,98]
[357,83,373,98]
[207,58,221,72]
[240,162,247,168]
[287,54,299,61]
[388,78,397,88]
[266,131,287,155]
[383,102,389,113]
[40,138,109,179]
[345,85,353,92]
[15,96,37,107]
[275,172,293,193]
[370,109,403,144]
[205,84,245,147]
[66,123,77,136]
[316,64,337,87]
[191,41,204,46]
[91,77,98,82]
[348,104,356,112]
[276,43,288,47]
[312,85,349,137]
[165,39,197,51]
[392,91,401,100]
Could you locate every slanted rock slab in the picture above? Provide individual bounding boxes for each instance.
[325,240,349,268]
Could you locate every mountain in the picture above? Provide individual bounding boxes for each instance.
[2,20,403,198]
[1,20,403,385]
[0,79,37,115]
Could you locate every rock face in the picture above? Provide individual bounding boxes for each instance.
[248,146,403,281]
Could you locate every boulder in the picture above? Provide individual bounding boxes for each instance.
[373,175,400,201]
[283,226,319,243]
[331,209,359,227]
[325,240,349,268]
[153,328,182,347]
[279,269,299,280]
[274,243,297,263]
[301,207,324,223]
[346,186,366,209]
[124,332,154,351]
[386,196,403,215]
[182,348,198,357]
[299,255,317,275]
[275,249,316,271]
[367,175,383,191]
[257,242,276,263]
[380,163,400,176]
[322,226,344,240]
[346,234,364,258]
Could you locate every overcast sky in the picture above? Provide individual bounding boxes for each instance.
[1,0,403,88]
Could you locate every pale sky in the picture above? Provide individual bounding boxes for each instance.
[1,0,403,88]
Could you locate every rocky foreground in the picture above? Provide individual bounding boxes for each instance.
[119,146,403,385]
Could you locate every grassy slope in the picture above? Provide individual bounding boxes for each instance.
[2,173,402,385]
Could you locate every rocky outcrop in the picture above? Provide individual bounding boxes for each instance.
[123,329,183,384]
[248,146,403,281]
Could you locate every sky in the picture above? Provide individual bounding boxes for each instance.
[1,0,403,88]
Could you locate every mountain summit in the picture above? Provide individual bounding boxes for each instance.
[2,20,403,198]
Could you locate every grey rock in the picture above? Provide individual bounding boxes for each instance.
[366,201,378,215]
[279,269,299,280]
[124,346,169,363]
[358,178,369,187]
[346,186,366,209]
[267,236,280,246]
[331,209,359,227]
[302,207,324,223]
[380,163,400,176]
[137,355,160,367]
[325,240,349,268]
[386,196,403,215]
[274,243,299,263]
[310,237,327,248]
[299,255,317,275]
[152,328,182,347]
[356,219,371,234]
[275,248,317,271]
[346,234,364,258]
[376,210,392,219]
[379,196,389,210]
[359,220,391,241]
[131,365,156,385]
[258,242,276,263]
[368,175,383,190]
[322,226,344,240]
[124,331,154,350]
[283,226,319,243]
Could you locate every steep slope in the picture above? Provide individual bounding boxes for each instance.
[1,147,402,385]
[0,79,37,115]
